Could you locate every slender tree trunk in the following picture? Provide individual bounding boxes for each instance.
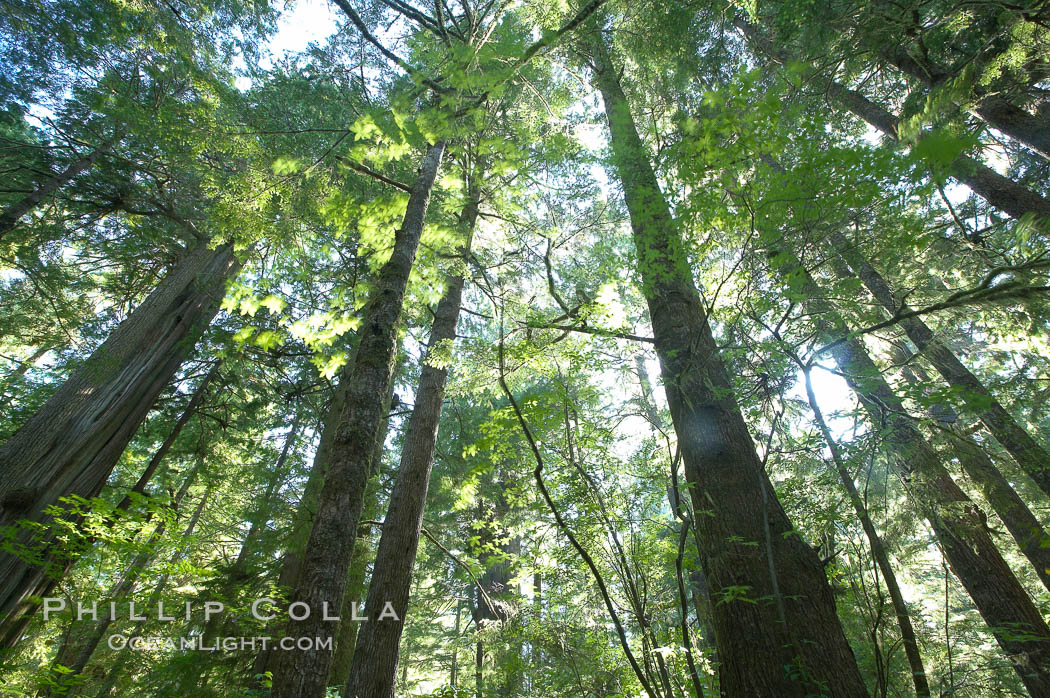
[831,232,1050,497]
[0,240,239,644]
[113,362,220,513]
[89,483,212,698]
[862,1,1050,160]
[734,18,1050,224]
[802,368,931,697]
[0,345,51,409]
[827,245,1050,593]
[590,30,867,696]
[344,169,481,698]
[268,141,446,698]
[0,140,113,240]
[885,338,1050,593]
[451,600,461,689]
[474,637,483,698]
[39,464,202,696]
[783,255,1050,694]
[182,417,302,695]
[636,353,711,695]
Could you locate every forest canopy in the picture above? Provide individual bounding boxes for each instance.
[2,0,1050,696]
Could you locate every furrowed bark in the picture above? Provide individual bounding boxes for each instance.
[0,240,239,643]
[734,18,1050,225]
[590,29,867,697]
[344,170,480,698]
[785,256,1050,694]
[802,368,931,697]
[831,232,1050,498]
[268,140,446,698]
[328,376,397,687]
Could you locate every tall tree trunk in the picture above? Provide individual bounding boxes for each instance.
[268,140,446,698]
[328,375,397,688]
[344,167,481,698]
[802,368,931,697]
[886,333,1050,593]
[831,232,1050,498]
[0,140,114,240]
[0,240,239,644]
[734,18,1050,224]
[826,245,1050,593]
[589,29,867,696]
[782,254,1050,694]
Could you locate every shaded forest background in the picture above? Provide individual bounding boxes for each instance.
[2,0,1050,695]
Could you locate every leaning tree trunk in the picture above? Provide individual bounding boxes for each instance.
[802,369,932,697]
[894,348,1050,594]
[734,18,1050,225]
[590,30,867,696]
[113,361,220,513]
[861,0,1050,160]
[0,139,114,240]
[783,254,1050,694]
[831,232,1050,498]
[0,240,239,644]
[825,246,1050,593]
[40,462,201,696]
[86,483,212,698]
[344,172,480,698]
[268,140,446,698]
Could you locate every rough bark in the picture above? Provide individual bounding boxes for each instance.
[789,258,1050,695]
[344,173,480,698]
[802,369,931,697]
[832,232,1050,498]
[591,31,867,697]
[0,240,239,643]
[734,18,1050,225]
[268,140,445,698]
[0,140,113,240]
[328,376,396,688]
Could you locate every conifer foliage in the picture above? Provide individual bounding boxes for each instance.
[1,0,1050,696]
